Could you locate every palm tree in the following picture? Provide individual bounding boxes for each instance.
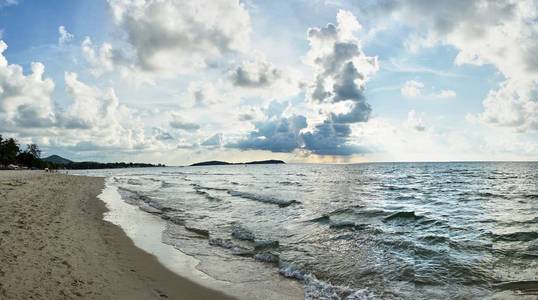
[0,137,20,168]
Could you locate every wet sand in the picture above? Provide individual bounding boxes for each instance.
[0,171,234,299]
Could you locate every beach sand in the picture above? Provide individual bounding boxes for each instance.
[0,171,234,300]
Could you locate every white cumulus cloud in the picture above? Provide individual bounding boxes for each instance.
[387,0,538,131]
[0,40,56,128]
[404,110,426,132]
[401,80,424,98]
[58,25,74,46]
[107,0,252,75]
[401,80,456,99]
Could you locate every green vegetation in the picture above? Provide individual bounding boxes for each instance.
[0,135,53,169]
[0,134,165,170]
[64,161,165,170]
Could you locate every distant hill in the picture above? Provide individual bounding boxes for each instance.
[66,161,165,169]
[190,160,285,167]
[190,160,231,166]
[245,160,286,165]
[42,154,165,169]
[42,155,73,165]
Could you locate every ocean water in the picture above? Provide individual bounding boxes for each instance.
[79,162,538,299]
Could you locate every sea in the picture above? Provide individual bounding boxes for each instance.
[76,162,538,299]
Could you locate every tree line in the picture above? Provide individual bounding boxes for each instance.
[0,135,55,170]
[66,161,165,169]
[0,134,166,170]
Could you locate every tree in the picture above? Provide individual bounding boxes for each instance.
[17,152,34,168]
[0,135,4,168]
[27,144,41,159]
[17,144,43,168]
[0,138,20,168]
[0,134,59,170]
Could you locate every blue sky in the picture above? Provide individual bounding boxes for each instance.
[1,0,537,164]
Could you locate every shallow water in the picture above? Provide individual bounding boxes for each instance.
[78,162,538,299]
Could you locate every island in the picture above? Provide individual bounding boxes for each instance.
[190,160,285,167]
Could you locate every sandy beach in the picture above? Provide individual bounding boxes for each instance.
[0,171,234,300]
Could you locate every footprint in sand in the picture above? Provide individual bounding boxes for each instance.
[153,289,169,298]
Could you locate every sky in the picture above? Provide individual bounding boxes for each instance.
[0,0,537,165]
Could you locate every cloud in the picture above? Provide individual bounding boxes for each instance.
[401,80,456,99]
[177,142,198,150]
[303,9,377,154]
[302,120,368,155]
[385,1,516,40]
[229,115,307,153]
[152,127,174,141]
[229,10,378,156]
[58,26,74,46]
[201,133,223,147]
[434,89,456,99]
[473,80,538,132]
[238,111,257,122]
[224,56,301,100]
[385,58,464,78]
[355,115,538,162]
[0,0,18,8]
[13,103,55,128]
[0,41,56,129]
[472,81,538,131]
[229,56,282,88]
[394,0,537,82]
[404,110,426,132]
[401,80,423,98]
[306,11,378,107]
[107,0,251,75]
[384,0,538,131]
[237,106,264,122]
[265,100,289,118]
[81,36,133,78]
[236,100,287,125]
[305,10,378,122]
[81,37,115,76]
[230,113,369,155]
[187,82,220,107]
[191,89,206,107]
[58,72,156,151]
[60,72,116,129]
[0,40,163,153]
[169,112,200,131]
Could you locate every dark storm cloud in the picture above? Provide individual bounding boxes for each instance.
[228,115,307,153]
[302,120,368,156]
[229,10,377,156]
[228,113,370,156]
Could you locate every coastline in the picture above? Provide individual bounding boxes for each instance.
[0,171,234,299]
[97,176,304,300]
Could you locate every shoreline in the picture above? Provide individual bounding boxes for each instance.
[98,177,304,300]
[0,171,234,299]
